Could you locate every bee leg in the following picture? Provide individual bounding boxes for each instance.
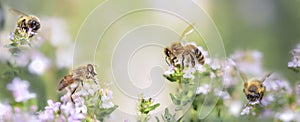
[165,57,171,66]
[170,56,176,66]
[181,55,186,70]
[70,82,80,104]
[81,80,84,86]
[86,75,98,84]
[93,79,98,84]
[90,76,98,84]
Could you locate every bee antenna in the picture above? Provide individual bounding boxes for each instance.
[261,72,273,82]
[239,72,248,83]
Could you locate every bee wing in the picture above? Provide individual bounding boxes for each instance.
[261,72,273,82]
[9,8,29,16]
[180,23,195,40]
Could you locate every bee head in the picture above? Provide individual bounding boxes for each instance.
[87,64,97,76]
[248,85,258,92]
[28,19,40,31]
[246,93,260,101]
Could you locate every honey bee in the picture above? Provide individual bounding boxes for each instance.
[240,72,272,104]
[164,41,205,69]
[10,8,40,38]
[58,64,97,103]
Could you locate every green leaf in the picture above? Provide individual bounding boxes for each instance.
[95,105,118,121]
[163,74,178,82]
[170,93,180,105]
[155,116,160,122]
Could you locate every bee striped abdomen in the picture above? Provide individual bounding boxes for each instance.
[195,48,205,65]
[187,44,205,65]
[58,74,75,91]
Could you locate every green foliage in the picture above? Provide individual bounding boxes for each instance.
[138,95,160,122]
[94,105,118,122]
[155,108,176,122]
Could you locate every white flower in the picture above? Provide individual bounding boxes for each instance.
[240,105,253,115]
[196,84,211,95]
[228,101,242,116]
[210,59,221,70]
[214,89,230,100]
[7,77,36,102]
[248,100,260,105]
[74,97,87,114]
[164,65,175,75]
[100,88,115,109]
[288,43,300,69]
[79,82,100,96]
[28,51,51,75]
[183,66,195,79]
[277,110,295,122]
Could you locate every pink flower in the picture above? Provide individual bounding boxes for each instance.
[7,77,36,102]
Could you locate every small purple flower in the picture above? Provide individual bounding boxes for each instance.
[60,101,75,116]
[38,100,61,121]
[68,113,85,122]
[221,59,239,88]
[261,94,274,106]
[0,103,12,120]
[230,50,263,76]
[7,77,36,102]
[264,76,292,94]
[45,100,61,113]
[100,87,115,109]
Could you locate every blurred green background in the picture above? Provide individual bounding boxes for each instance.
[0,0,299,113]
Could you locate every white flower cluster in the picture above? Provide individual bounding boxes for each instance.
[288,43,300,69]
[38,81,116,121]
[38,90,87,121]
